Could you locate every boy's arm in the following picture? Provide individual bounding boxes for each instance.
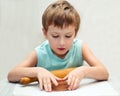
[81,42,109,80]
[7,51,39,82]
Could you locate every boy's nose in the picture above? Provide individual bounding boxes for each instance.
[59,38,65,46]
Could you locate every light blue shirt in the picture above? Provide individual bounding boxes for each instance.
[35,39,83,71]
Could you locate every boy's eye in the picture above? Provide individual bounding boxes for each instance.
[65,35,72,38]
[52,35,59,38]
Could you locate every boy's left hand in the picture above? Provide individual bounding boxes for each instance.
[63,67,85,90]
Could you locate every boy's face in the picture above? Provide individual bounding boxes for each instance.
[43,25,76,58]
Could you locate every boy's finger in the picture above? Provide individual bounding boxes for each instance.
[46,79,52,91]
[43,79,50,92]
[71,78,79,90]
[51,77,58,86]
[38,79,43,90]
[68,76,76,90]
[67,75,73,85]
[62,75,68,80]
[55,76,63,81]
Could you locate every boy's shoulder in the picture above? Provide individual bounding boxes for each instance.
[73,39,82,45]
[35,40,49,51]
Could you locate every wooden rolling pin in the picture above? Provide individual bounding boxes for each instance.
[20,67,76,85]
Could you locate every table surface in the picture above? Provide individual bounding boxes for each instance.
[0,76,120,96]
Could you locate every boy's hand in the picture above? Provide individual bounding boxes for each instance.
[63,67,85,90]
[37,68,61,92]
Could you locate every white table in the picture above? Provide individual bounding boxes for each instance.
[0,76,120,96]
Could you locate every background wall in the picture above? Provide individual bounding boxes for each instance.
[0,0,120,80]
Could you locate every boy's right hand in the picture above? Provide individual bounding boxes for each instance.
[37,67,61,92]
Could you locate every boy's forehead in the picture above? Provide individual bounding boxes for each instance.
[47,25,76,33]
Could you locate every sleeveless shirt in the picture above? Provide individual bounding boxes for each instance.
[35,39,83,71]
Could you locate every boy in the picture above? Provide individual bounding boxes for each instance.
[8,0,109,92]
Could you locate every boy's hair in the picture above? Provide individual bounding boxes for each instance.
[42,0,80,35]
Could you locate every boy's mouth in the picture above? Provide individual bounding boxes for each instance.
[58,48,65,51]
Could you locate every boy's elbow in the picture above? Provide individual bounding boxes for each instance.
[101,69,109,81]
[7,72,13,82]
[96,67,109,81]
[104,71,109,81]
[7,71,17,83]
[106,70,109,80]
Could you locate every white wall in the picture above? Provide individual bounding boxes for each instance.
[0,0,120,79]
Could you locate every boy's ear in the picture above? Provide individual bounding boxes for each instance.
[42,27,47,37]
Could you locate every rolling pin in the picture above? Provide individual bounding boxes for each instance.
[20,67,76,85]
[20,67,76,91]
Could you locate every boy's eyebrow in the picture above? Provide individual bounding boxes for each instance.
[51,32,73,35]
[50,31,74,35]
[51,32,59,34]
[65,32,74,35]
